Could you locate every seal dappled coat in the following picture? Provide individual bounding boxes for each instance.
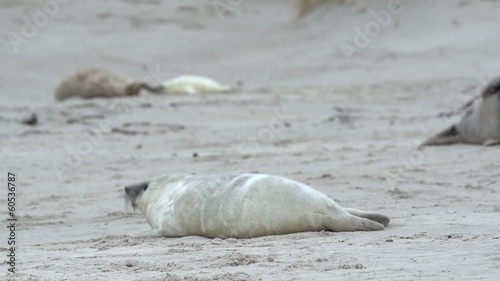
[421,76,500,146]
[55,68,161,101]
[124,173,390,239]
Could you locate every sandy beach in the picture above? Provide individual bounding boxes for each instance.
[1,0,500,280]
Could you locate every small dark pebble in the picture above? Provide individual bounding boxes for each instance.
[385,239,393,242]
[192,152,199,158]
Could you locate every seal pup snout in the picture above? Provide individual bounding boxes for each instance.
[124,181,149,209]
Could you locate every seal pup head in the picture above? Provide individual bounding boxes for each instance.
[124,181,149,209]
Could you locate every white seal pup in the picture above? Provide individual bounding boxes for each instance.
[124,173,390,238]
[155,75,233,95]
[421,76,500,146]
[55,68,160,101]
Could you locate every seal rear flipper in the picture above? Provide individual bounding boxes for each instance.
[420,125,462,147]
[322,214,385,232]
[343,208,390,227]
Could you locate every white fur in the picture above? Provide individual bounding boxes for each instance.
[131,173,389,238]
[159,75,232,95]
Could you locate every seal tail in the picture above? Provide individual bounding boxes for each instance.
[343,208,390,227]
[420,125,463,147]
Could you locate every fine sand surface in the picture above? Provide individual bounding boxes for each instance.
[1,0,500,280]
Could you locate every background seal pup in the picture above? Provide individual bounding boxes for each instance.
[154,75,234,95]
[124,173,390,239]
[421,76,500,146]
[55,68,160,101]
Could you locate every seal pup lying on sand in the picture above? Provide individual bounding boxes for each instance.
[421,76,500,146]
[124,173,390,238]
[55,68,160,101]
[154,75,233,95]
